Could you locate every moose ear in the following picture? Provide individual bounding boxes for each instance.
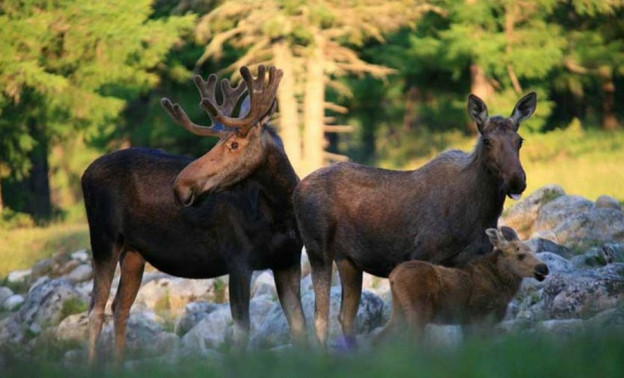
[467,94,489,133]
[510,92,537,129]
[499,226,519,241]
[486,227,509,248]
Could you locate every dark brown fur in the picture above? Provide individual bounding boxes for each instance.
[294,93,537,346]
[377,227,548,342]
[82,66,305,366]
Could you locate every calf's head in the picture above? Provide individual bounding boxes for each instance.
[467,92,537,200]
[486,227,549,281]
[161,65,282,206]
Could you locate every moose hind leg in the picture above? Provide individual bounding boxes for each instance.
[336,258,362,348]
[111,249,145,366]
[88,240,121,366]
[273,263,306,346]
[308,252,333,349]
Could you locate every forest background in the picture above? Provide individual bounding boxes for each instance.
[1,0,623,276]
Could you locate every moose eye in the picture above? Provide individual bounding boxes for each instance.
[517,254,526,261]
[230,142,239,150]
[482,138,491,148]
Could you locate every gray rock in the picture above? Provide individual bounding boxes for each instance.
[301,250,311,277]
[537,318,585,336]
[585,305,624,333]
[2,294,25,311]
[0,286,14,305]
[31,258,54,280]
[55,312,91,343]
[594,195,621,211]
[251,271,277,298]
[70,249,90,263]
[98,311,167,358]
[18,278,88,329]
[542,263,624,319]
[553,208,624,250]
[250,287,384,349]
[535,252,575,273]
[175,301,220,337]
[135,277,216,316]
[0,316,23,346]
[7,269,31,284]
[66,264,93,283]
[524,238,573,258]
[604,243,624,263]
[570,246,615,268]
[502,185,566,239]
[534,195,624,249]
[425,325,463,348]
[180,305,232,351]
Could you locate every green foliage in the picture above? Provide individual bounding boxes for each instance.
[0,208,35,230]
[59,297,88,322]
[0,0,195,218]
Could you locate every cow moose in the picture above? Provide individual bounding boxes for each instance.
[293,92,537,347]
[82,66,305,365]
[376,227,549,343]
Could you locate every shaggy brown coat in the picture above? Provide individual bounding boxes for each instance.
[378,227,548,341]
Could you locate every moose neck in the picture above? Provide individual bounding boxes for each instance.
[249,126,299,206]
[478,251,523,295]
[464,143,507,224]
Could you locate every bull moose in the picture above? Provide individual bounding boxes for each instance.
[82,66,305,364]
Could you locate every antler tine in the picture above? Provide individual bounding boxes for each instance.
[193,74,218,105]
[200,65,283,135]
[219,79,247,116]
[194,74,247,118]
[160,98,226,137]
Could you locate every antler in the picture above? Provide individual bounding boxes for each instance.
[160,70,249,137]
[200,65,283,136]
[193,74,247,118]
[160,97,226,137]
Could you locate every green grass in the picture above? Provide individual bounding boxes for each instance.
[2,333,623,377]
[0,222,89,279]
[385,128,624,204]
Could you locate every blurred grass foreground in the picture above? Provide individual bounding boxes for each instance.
[2,332,624,378]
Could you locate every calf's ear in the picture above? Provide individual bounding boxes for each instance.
[485,228,501,247]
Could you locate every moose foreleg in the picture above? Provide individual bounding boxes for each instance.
[228,266,252,352]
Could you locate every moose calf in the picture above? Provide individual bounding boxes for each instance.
[378,227,548,342]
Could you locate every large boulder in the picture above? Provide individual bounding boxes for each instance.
[534,195,624,249]
[502,185,566,239]
[18,278,88,330]
[541,263,624,319]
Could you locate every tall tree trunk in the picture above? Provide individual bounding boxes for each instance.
[302,33,326,176]
[273,41,303,174]
[469,64,494,134]
[26,121,52,222]
[505,3,522,95]
[601,71,619,130]
[0,168,4,213]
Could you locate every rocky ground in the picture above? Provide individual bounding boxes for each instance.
[1,185,623,367]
